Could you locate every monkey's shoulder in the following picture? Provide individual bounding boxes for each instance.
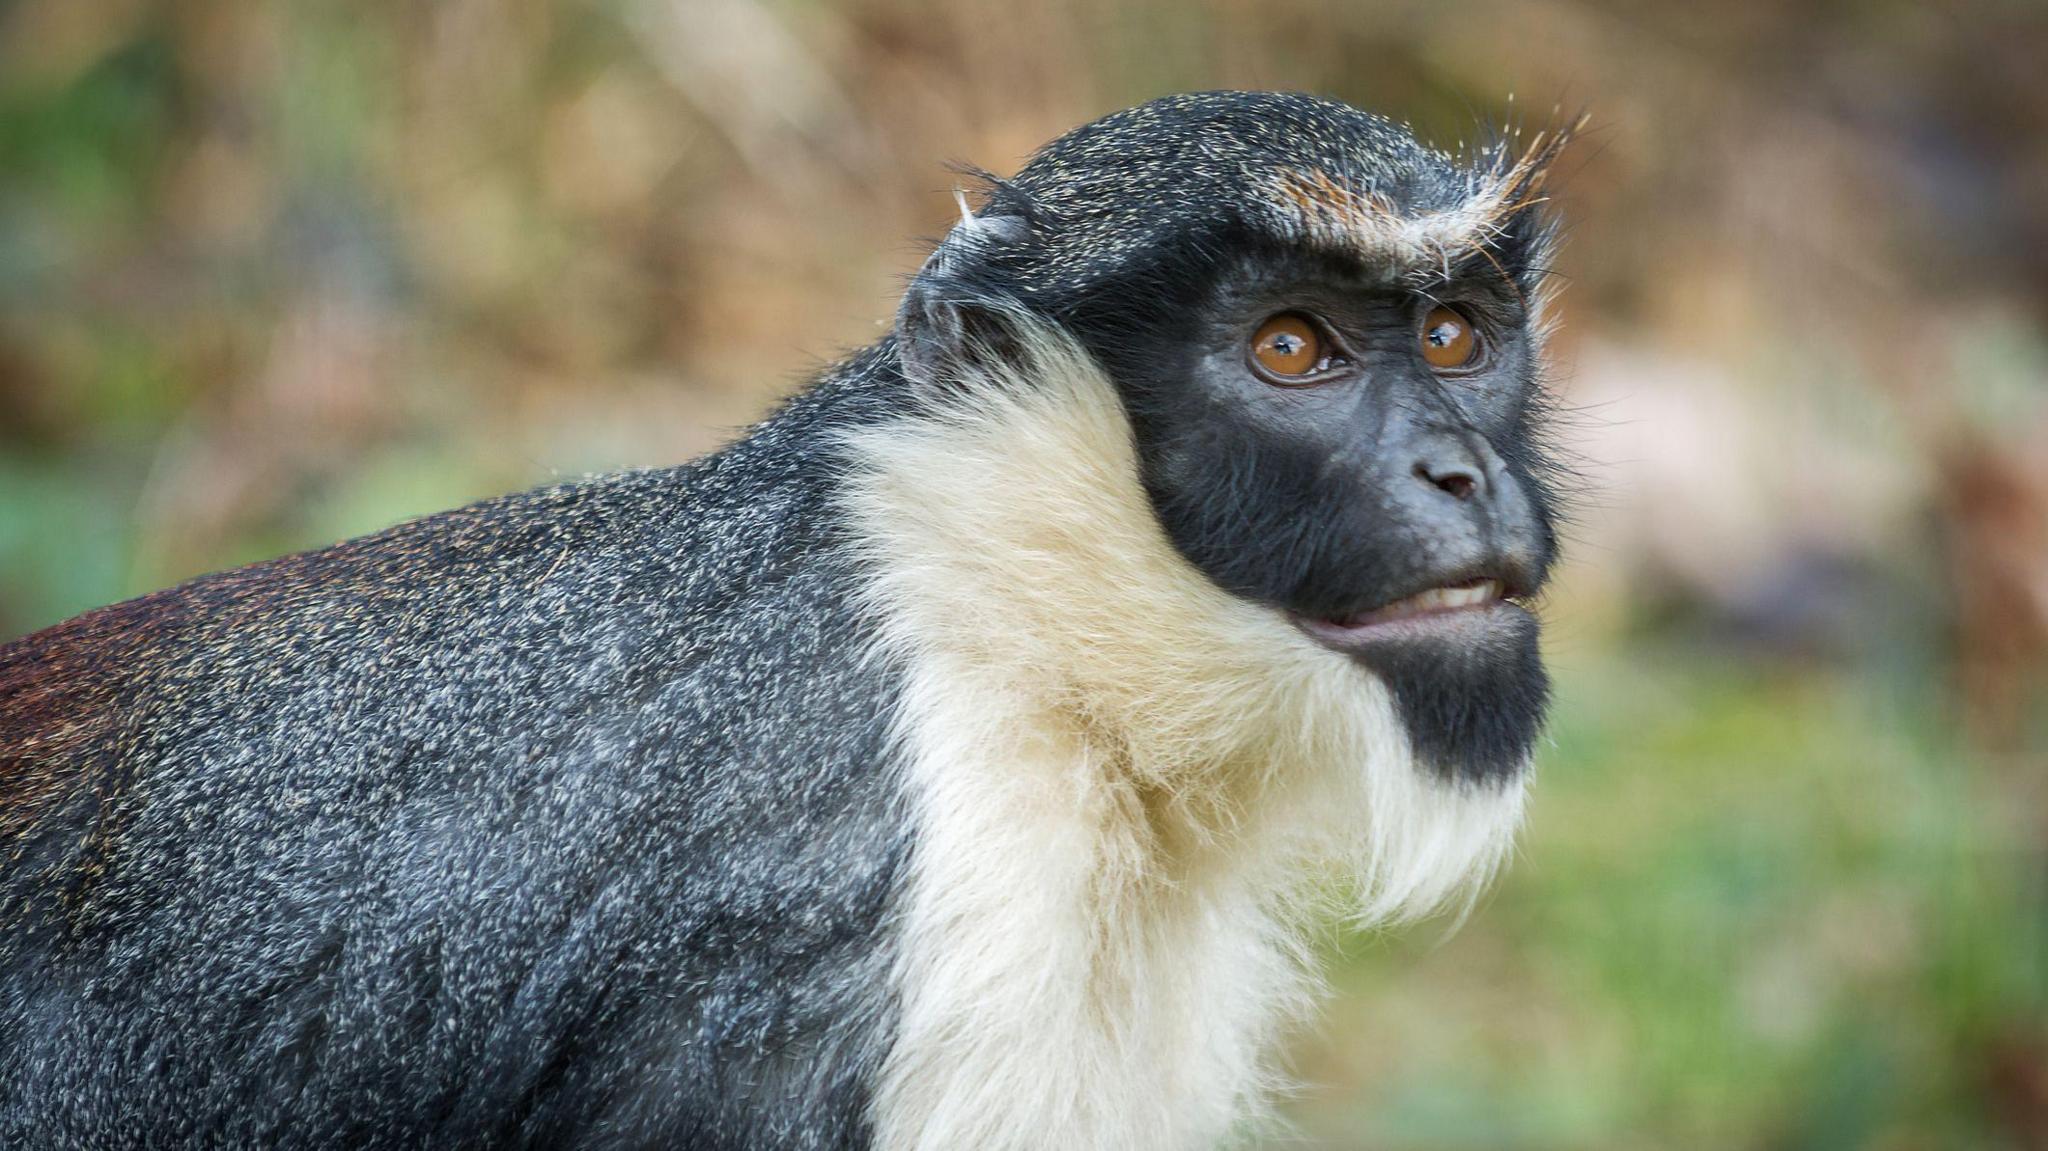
[0,465,734,720]
[0,391,893,901]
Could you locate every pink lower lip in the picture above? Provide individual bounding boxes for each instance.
[1294,582,1524,649]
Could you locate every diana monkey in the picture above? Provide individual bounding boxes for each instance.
[0,92,1579,1149]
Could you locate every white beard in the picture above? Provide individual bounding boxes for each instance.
[840,324,1529,1151]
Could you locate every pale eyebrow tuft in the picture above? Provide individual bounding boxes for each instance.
[1259,116,1584,292]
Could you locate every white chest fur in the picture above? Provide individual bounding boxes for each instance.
[841,330,1526,1150]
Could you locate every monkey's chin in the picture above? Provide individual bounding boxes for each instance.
[1293,599,1549,787]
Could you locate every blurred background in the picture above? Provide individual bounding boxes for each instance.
[2,0,2044,1145]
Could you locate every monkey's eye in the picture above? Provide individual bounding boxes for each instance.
[1250,313,1339,382]
[1420,305,1481,371]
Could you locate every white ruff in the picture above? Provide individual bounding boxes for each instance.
[841,329,1528,1150]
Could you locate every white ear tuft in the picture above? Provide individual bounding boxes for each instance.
[944,188,1029,248]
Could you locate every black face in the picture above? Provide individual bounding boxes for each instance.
[1078,243,1557,786]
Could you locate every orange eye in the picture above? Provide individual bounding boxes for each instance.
[1420,305,1479,370]
[1251,313,1324,378]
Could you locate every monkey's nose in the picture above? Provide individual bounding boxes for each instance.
[1391,431,1547,579]
[1409,437,1489,503]
[1413,459,1482,501]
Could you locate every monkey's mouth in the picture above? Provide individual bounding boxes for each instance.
[1294,576,1527,649]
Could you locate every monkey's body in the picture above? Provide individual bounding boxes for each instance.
[2,355,909,1147]
[1,93,1576,1149]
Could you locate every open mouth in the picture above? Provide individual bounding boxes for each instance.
[1331,576,1506,626]
[1295,576,1526,648]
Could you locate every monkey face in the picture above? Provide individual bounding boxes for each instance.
[1084,242,1557,785]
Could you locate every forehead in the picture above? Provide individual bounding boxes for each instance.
[1009,93,1552,288]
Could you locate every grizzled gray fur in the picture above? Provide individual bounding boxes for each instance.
[1,353,908,1148]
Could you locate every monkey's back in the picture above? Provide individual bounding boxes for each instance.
[0,355,911,1149]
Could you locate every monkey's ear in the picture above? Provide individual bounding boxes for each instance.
[896,190,1032,392]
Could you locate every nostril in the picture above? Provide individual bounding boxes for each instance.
[1415,461,1481,501]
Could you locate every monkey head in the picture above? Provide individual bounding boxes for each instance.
[898,91,1577,787]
